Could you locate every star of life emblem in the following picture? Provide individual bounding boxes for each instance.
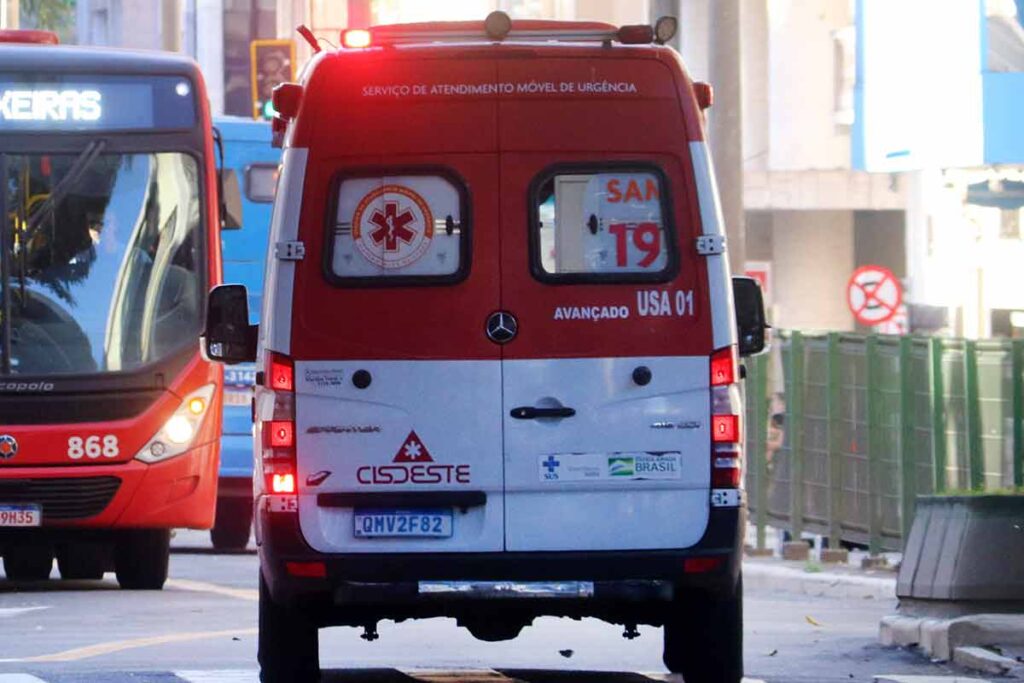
[351,184,434,269]
[392,431,433,463]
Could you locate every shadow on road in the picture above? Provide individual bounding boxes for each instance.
[319,671,677,682]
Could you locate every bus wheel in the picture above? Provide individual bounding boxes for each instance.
[114,529,170,590]
[259,572,319,682]
[2,544,54,581]
[210,498,252,551]
[662,576,743,683]
[57,543,108,580]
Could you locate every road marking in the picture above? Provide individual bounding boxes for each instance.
[175,670,258,682]
[0,675,48,683]
[402,671,525,683]
[874,677,992,682]
[642,676,765,683]
[0,607,49,619]
[0,628,257,663]
[165,578,258,602]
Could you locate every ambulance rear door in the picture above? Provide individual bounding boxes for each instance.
[498,154,713,552]
[292,156,505,555]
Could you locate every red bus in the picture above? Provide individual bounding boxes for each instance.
[0,31,223,589]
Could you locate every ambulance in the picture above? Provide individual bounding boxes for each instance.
[203,13,767,682]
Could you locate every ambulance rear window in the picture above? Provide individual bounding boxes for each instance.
[531,167,677,283]
[327,173,467,284]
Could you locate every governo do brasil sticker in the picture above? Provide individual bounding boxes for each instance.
[351,184,434,269]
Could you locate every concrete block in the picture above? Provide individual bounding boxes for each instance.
[782,541,809,561]
[953,646,1016,675]
[821,548,849,564]
[879,615,923,647]
[862,555,890,570]
[919,618,952,660]
[915,613,1024,662]
[947,613,1024,652]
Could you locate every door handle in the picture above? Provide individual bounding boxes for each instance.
[510,406,576,419]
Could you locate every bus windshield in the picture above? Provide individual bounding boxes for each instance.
[0,151,203,377]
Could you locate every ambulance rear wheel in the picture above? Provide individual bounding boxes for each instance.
[114,529,170,590]
[2,544,53,581]
[57,542,107,580]
[211,498,252,550]
[662,576,743,683]
[259,572,320,682]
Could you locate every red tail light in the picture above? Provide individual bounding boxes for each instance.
[712,415,740,443]
[710,347,736,386]
[262,352,297,503]
[264,420,294,448]
[268,352,294,391]
[712,465,742,488]
[711,346,743,494]
[271,472,296,494]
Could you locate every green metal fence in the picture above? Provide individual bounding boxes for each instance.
[744,333,1024,553]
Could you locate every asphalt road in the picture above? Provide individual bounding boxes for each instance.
[0,530,979,683]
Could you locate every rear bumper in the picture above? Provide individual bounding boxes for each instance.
[0,441,219,535]
[257,498,744,625]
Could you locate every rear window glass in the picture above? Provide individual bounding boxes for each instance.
[328,174,466,283]
[532,168,675,282]
[245,163,279,203]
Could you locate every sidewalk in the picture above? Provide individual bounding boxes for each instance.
[742,524,898,601]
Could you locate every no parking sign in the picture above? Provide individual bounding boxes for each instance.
[847,265,902,326]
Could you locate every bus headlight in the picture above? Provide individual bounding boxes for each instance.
[136,384,216,463]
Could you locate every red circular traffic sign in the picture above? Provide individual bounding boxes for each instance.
[847,265,902,326]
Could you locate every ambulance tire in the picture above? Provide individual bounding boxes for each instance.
[259,572,320,683]
[57,543,107,580]
[114,529,170,590]
[662,576,743,683]
[2,544,54,581]
[211,498,253,550]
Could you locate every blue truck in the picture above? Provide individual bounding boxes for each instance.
[211,116,280,549]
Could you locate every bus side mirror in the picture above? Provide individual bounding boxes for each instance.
[733,276,768,357]
[221,169,244,230]
[203,284,257,364]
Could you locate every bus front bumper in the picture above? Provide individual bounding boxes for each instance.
[0,440,219,532]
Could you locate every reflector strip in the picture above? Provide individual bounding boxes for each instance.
[285,561,326,578]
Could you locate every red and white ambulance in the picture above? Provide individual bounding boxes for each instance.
[204,12,767,682]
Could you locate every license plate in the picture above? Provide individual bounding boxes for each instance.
[0,504,41,527]
[353,509,452,538]
[223,389,252,406]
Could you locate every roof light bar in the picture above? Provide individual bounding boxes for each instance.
[341,28,372,49]
[355,13,675,48]
[0,29,59,45]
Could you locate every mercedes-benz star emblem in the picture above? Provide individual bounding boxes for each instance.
[486,311,518,344]
[0,435,18,461]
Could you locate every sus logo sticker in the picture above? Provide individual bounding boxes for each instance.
[352,185,433,269]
